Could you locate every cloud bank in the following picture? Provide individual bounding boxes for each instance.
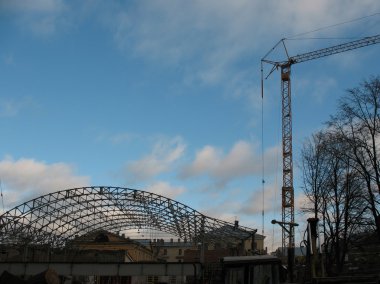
[0,156,90,208]
[125,136,186,182]
[180,141,279,186]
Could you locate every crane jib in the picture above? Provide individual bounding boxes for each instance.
[261,34,380,68]
[290,35,380,65]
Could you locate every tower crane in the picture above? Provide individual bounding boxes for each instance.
[261,34,380,279]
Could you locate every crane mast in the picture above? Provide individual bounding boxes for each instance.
[262,34,380,268]
[280,63,294,255]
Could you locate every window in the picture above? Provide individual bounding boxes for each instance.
[147,276,158,284]
[169,276,176,284]
[178,249,182,255]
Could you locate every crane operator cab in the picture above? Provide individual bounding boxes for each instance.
[222,255,283,284]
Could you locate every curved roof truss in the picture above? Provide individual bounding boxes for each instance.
[0,186,256,247]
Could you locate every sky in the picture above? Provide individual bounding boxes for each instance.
[1,0,380,251]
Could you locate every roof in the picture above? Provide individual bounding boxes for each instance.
[222,255,281,265]
[274,247,306,256]
[73,230,127,243]
[70,230,150,250]
[205,224,262,242]
[135,239,194,248]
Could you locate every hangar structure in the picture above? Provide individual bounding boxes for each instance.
[0,186,256,248]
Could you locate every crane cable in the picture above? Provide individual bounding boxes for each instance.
[260,62,265,237]
[261,60,283,252]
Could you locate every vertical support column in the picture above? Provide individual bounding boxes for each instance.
[281,64,295,282]
[251,231,256,254]
[200,216,205,284]
[200,216,205,264]
[307,218,319,279]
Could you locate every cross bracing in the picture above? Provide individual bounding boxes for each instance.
[0,186,256,247]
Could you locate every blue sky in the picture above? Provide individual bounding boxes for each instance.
[1,0,380,250]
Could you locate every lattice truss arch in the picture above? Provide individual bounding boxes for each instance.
[0,186,256,247]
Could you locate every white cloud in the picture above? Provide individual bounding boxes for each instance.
[97,132,138,145]
[180,141,279,186]
[1,0,68,36]
[125,136,186,182]
[181,145,220,177]
[100,0,380,121]
[295,191,315,218]
[238,182,280,216]
[95,130,139,146]
[110,0,262,85]
[145,181,186,200]
[1,0,66,13]
[199,194,244,223]
[0,156,90,208]
[108,0,380,85]
[109,133,136,144]
[293,75,338,105]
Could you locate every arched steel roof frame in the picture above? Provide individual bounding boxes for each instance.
[0,186,256,247]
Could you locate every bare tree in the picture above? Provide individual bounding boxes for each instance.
[300,76,380,274]
[301,128,370,273]
[321,133,367,273]
[328,76,380,238]
[301,131,330,218]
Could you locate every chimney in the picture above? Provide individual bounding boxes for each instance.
[234,220,239,230]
